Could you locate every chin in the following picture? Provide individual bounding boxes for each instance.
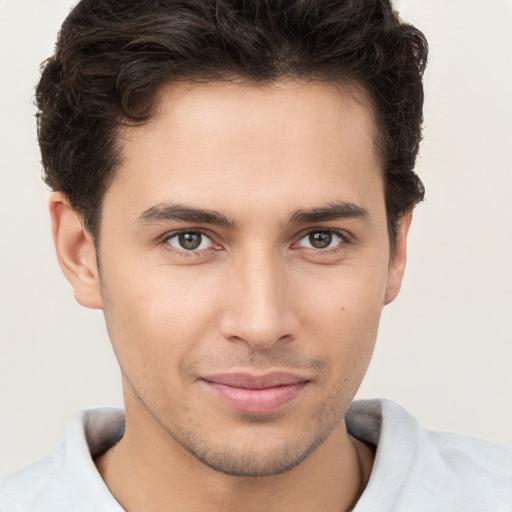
[172,423,335,477]
[188,442,318,477]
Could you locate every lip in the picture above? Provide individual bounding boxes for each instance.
[201,372,310,414]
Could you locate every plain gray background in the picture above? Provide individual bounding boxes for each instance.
[1,0,511,477]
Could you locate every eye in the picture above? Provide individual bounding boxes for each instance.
[165,231,214,252]
[297,230,345,250]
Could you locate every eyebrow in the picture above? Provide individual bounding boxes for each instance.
[135,203,235,228]
[288,201,369,225]
[135,200,369,228]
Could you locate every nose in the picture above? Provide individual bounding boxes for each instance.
[218,250,297,350]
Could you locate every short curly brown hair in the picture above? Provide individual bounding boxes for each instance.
[36,0,428,252]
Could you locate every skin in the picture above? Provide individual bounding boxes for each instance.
[50,80,411,512]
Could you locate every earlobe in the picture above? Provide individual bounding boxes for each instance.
[384,211,413,305]
[49,192,103,309]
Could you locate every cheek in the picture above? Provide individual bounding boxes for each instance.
[298,264,386,380]
[300,261,387,332]
[100,261,223,380]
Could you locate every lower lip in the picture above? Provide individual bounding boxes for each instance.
[202,381,308,414]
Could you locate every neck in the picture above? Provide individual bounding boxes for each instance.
[95,400,374,512]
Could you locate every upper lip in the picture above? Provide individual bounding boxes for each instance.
[202,372,310,389]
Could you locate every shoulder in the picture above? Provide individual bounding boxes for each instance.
[347,399,512,512]
[0,408,125,512]
[0,456,74,512]
[427,427,512,476]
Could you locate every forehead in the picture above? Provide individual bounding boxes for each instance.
[108,80,383,221]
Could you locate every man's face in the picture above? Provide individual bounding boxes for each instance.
[93,80,406,476]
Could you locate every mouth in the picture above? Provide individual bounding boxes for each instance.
[200,372,311,414]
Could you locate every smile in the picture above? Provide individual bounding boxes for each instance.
[201,372,310,414]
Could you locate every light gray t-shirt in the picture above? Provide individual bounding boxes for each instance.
[1,399,511,511]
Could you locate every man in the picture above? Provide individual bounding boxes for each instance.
[0,0,510,510]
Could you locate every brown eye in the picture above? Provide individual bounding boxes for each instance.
[297,230,344,250]
[309,232,333,249]
[166,231,212,251]
[179,233,202,250]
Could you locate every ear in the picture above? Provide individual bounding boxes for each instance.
[384,210,413,305]
[49,192,103,309]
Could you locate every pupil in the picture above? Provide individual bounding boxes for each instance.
[310,232,332,249]
[179,232,201,250]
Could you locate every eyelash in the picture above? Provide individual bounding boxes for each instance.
[160,228,350,256]
[294,229,349,253]
[161,230,219,257]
